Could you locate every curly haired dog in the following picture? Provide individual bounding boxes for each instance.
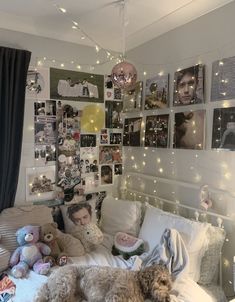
[34,264,172,302]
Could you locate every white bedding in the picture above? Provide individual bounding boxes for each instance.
[8,235,216,302]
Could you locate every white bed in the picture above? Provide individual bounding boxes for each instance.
[0,190,229,302]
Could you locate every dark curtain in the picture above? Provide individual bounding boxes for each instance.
[0,46,31,212]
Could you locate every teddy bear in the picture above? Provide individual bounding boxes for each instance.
[40,222,68,266]
[9,225,51,278]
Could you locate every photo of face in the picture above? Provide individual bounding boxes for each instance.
[173,65,204,106]
[72,207,91,226]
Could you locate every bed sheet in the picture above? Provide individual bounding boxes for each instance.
[8,236,216,302]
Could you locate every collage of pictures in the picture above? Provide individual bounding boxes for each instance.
[26,55,235,201]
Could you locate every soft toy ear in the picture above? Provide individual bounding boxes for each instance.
[51,222,58,229]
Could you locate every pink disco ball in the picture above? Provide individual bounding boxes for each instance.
[111,61,137,89]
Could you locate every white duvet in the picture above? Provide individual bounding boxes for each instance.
[9,234,214,302]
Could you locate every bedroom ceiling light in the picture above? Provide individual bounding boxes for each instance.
[111,0,137,89]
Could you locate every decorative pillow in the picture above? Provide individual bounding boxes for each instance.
[0,245,10,273]
[138,204,209,282]
[60,197,98,234]
[112,232,145,260]
[100,196,142,237]
[0,205,53,253]
[198,225,226,285]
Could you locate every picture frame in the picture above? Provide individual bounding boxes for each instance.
[26,166,56,202]
[145,74,169,109]
[123,117,143,146]
[145,114,169,148]
[211,56,235,101]
[123,81,143,112]
[173,64,204,106]
[50,68,104,103]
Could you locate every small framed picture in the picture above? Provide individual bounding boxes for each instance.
[123,81,143,112]
[26,166,56,202]
[145,74,169,109]
[173,65,204,106]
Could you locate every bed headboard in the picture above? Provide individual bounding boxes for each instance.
[119,172,235,298]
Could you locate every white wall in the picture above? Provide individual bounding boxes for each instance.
[0,28,120,204]
[124,0,235,215]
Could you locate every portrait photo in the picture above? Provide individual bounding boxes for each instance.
[100,165,113,185]
[34,101,45,116]
[110,132,122,145]
[173,64,204,106]
[212,107,235,150]
[34,116,57,145]
[123,117,143,147]
[145,114,169,148]
[123,81,143,112]
[145,74,169,109]
[211,56,235,101]
[26,67,50,99]
[105,101,123,129]
[99,146,122,164]
[100,129,109,144]
[50,68,104,102]
[174,110,206,149]
[114,164,122,175]
[26,166,55,201]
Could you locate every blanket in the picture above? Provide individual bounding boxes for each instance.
[129,228,189,279]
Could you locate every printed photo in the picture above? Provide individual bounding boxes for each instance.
[34,101,46,116]
[145,114,169,148]
[145,74,169,109]
[26,67,50,99]
[212,107,235,150]
[123,81,143,112]
[211,56,235,101]
[80,147,98,174]
[110,132,122,144]
[123,117,142,146]
[50,68,104,102]
[100,165,113,185]
[45,100,56,116]
[114,164,122,175]
[34,116,57,145]
[173,64,204,106]
[34,144,56,165]
[114,88,122,100]
[105,101,123,129]
[100,129,109,144]
[80,134,96,147]
[26,166,55,201]
[174,110,206,149]
[99,146,122,164]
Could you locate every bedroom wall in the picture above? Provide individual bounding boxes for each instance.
[123,0,235,216]
[0,28,119,204]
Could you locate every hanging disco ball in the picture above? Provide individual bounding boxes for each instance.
[111,61,137,89]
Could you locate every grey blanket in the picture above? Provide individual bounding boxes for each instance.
[129,228,189,279]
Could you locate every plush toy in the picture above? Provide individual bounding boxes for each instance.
[112,232,145,260]
[40,222,68,266]
[9,225,51,278]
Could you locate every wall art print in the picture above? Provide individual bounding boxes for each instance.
[173,64,204,106]
[212,107,235,150]
[174,109,206,149]
[123,81,143,112]
[99,146,122,164]
[211,56,235,101]
[50,68,104,102]
[26,166,55,202]
[123,117,143,147]
[105,100,123,129]
[26,67,50,99]
[145,114,169,148]
[100,165,113,185]
[145,74,169,109]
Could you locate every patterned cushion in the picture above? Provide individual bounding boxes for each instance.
[198,225,226,285]
[0,205,53,253]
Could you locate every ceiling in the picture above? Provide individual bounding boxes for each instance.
[0,0,233,53]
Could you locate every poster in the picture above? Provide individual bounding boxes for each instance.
[145,114,169,148]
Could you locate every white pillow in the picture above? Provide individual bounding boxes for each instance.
[100,196,142,237]
[139,205,209,282]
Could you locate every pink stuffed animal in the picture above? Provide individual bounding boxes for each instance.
[9,225,51,278]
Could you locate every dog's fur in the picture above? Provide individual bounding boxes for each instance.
[34,264,172,302]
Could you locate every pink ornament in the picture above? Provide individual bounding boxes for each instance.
[111,61,137,89]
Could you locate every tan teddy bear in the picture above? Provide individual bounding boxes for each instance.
[40,222,68,266]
